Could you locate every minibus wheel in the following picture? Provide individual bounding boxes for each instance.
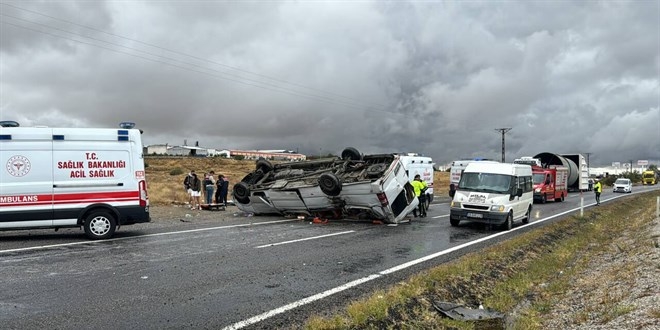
[233,182,251,204]
[522,206,531,224]
[502,212,513,231]
[84,211,117,240]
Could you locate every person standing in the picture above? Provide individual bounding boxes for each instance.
[411,174,428,217]
[594,179,602,206]
[183,170,195,207]
[215,174,225,205]
[220,176,229,207]
[190,173,202,210]
[204,171,215,205]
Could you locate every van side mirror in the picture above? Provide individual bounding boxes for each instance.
[516,188,523,197]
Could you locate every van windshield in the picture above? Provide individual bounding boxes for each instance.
[458,172,513,194]
[532,173,546,184]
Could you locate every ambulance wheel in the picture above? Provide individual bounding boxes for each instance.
[83,211,116,240]
[318,173,342,196]
[541,194,547,204]
[522,206,531,224]
[256,159,273,174]
[341,147,362,161]
[233,182,251,204]
[501,212,513,231]
[555,193,564,202]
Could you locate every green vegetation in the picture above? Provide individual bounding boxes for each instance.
[304,191,659,329]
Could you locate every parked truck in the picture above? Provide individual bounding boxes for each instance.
[531,165,568,203]
[530,153,589,192]
[642,170,657,185]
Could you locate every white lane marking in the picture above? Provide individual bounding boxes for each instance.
[0,219,297,254]
[432,214,449,219]
[221,274,381,330]
[223,196,634,329]
[255,231,355,249]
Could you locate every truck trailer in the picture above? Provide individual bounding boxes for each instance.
[532,153,589,192]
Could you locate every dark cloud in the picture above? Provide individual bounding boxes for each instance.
[1,1,658,167]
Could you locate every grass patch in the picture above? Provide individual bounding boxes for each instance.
[303,191,660,329]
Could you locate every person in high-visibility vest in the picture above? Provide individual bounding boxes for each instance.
[411,174,428,217]
[593,179,602,205]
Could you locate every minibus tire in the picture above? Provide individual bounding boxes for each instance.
[341,147,362,161]
[522,206,531,224]
[84,211,117,240]
[502,212,513,231]
[256,159,273,174]
[233,182,251,204]
[318,173,342,196]
[450,218,460,227]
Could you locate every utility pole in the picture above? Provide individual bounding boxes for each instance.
[495,128,512,162]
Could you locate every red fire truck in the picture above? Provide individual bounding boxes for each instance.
[532,165,568,203]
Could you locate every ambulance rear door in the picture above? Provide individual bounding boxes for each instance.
[0,128,54,228]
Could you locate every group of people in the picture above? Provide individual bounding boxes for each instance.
[183,170,229,210]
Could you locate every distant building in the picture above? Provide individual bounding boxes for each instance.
[145,144,169,155]
[230,150,306,161]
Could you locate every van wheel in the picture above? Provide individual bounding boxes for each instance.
[501,212,513,231]
[256,159,273,174]
[318,173,342,196]
[341,147,362,161]
[233,182,251,204]
[450,218,460,227]
[522,206,531,224]
[84,211,116,240]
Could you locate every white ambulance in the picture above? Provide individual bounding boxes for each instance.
[398,153,435,206]
[0,121,150,239]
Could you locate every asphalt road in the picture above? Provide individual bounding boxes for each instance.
[1,186,658,329]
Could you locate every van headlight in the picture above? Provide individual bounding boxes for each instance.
[451,201,461,208]
[535,188,541,193]
[490,205,505,212]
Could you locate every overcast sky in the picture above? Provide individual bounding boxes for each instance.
[1,1,658,167]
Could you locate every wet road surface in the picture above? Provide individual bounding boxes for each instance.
[1,187,657,329]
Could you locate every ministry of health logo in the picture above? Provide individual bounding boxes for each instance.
[6,155,31,177]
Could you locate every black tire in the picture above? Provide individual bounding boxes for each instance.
[341,147,362,161]
[233,182,251,204]
[318,173,342,196]
[522,206,531,224]
[450,218,460,227]
[555,193,564,202]
[256,159,273,174]
[541,194,547,204]
[83,210,117,240]
[501,212,513,231]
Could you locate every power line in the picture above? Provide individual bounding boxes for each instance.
[495,127,512,162]
[0,2,389,109]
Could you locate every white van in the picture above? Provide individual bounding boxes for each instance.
[0,122,150,239]
[449,163,533,230]
[398,154,435,205]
